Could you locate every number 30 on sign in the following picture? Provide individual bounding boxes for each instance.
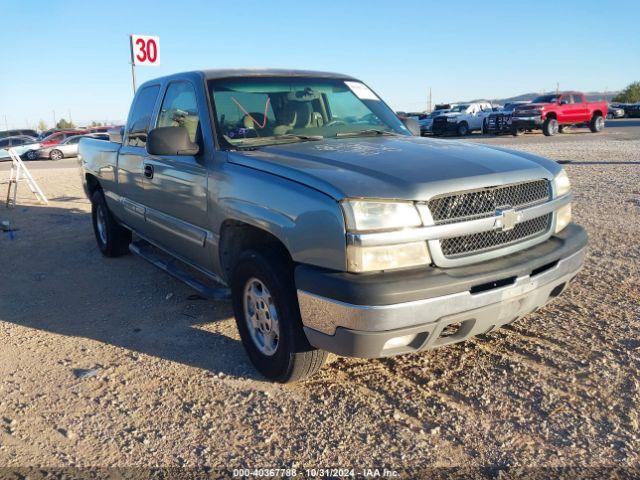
[130,35,160,66]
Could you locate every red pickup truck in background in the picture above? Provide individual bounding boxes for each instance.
[511,92,607,136]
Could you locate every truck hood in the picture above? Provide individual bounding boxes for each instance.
[227,136,560,201]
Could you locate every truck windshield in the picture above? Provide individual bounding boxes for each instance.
[450,105,469,112]
[208,77,410,148]
[532,95,559,103]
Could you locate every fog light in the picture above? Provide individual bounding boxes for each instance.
[555,203,572,233]
[382,334,417,350]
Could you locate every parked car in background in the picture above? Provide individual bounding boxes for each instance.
[0,136,42,161]
[624,103,640,118]
[40,130,90,147]
[607,106,625,119]
[431,102,493,136]
[511,92,607,136]
[483,101,531,135]
[419,109,450,135]
[38,133,108,160]
[0,129,38,139]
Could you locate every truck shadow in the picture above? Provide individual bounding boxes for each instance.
[0,203,262,381]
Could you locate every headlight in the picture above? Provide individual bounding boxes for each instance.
[347,242,431,273]
[446,117,457,123]
[555,203,572,234]
[341,200,421,232]
[553,169,571,196]
[341,200,430,272]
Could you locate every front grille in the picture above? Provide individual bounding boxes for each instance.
[428,180,551,225]
[427,180,553,259]
[440,214,552,258]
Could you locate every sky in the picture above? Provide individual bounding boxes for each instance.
[1,0,639,129]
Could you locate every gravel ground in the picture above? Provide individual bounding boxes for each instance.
[0,135,638,477]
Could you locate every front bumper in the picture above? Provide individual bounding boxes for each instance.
[512,116,544,129]
[297,224,587,358]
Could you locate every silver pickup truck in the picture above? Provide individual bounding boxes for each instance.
[79,69,587,382]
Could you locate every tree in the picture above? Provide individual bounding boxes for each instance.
[37,120,47,131]
[56,118,75,129]
[90,121,103,127]
[613,81,640,103]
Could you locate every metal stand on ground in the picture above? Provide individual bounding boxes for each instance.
[3,148,48,207]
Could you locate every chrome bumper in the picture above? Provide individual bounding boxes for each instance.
[298,247,585,338]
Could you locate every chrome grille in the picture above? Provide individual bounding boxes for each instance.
[428,180,551,225]
[440,214,552,258]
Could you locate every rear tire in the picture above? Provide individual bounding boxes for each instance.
[542,118,558,136]
[231,249,327,382]
[25,150,39,160]
[50,149,63,160]
[456,122,469,136]
[589,114,605,133]
[91,190,131,257]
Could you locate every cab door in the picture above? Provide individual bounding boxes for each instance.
[141,80,210,266]
[115,84,161,231]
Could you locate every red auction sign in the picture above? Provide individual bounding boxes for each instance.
[130,35,160,66]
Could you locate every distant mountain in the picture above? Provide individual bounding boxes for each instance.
[467,91,618,105]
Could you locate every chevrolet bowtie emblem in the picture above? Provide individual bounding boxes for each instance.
[494,208,520,232]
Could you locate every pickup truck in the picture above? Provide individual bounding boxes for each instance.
[511,92,607,136]
[431,102,493,136]
[79,69,587,382]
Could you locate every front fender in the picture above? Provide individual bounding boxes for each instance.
[212,161,347,272]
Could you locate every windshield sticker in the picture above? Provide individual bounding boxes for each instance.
[345,81,379,101]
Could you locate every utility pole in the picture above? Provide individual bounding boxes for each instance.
[428,87,432,113]
[52,110,56,127]
[556,82,559,95]
[4,115,8,131]
[68,110,72,125]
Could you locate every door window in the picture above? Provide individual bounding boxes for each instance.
[157,82,201,143]
[126,85,160,148]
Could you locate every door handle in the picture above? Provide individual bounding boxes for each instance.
[143,164,154,179]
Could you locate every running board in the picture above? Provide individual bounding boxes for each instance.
[129,240,231,301]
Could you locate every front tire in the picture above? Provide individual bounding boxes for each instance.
[231,249,327,382]
[511,126,525,136]
[25,150,39,160]
[49,149,63,160]
[542,118,558,136]
[589,114,605,133]
[456,122,469,136]
[91,190,131,257]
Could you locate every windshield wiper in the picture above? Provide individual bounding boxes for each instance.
[335,129,399,138]
[273,134,324,141]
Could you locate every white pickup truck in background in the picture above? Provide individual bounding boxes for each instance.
[432,101,493,136]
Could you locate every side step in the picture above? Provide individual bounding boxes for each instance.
[129,240,231,301]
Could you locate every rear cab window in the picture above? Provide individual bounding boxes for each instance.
[126,85,160,148]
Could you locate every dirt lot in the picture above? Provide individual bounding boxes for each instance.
[1,128,639,477]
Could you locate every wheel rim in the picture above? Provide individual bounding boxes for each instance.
[597,116,604,130]
[96,203,107,245]
[27,151,36,160]
[51,150,62,160]
[243,277,280,356]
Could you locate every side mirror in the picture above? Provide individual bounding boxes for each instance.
[401,117,421,136]
[147,126,200,156]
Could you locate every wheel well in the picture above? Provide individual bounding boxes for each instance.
[592,110,603,118]
[85,174,101,196]
[545,112,557,120]
[219,220,292,282]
